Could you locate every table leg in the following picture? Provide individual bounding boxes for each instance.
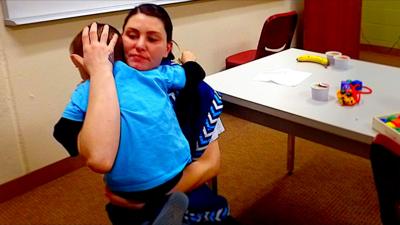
[287,134,295,175]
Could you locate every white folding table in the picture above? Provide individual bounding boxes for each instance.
[205,48,400,174]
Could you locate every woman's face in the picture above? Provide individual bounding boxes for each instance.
[122,13,172,71]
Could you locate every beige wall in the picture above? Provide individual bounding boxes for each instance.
[0,0,303,184]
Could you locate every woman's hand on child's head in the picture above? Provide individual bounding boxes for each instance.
[179,50,196,64]
[82,23,118,77]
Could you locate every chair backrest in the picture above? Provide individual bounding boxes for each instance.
[255,11,298,59]
[371,134,400,224]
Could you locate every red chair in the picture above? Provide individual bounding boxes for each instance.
[370,134,400,225]
[225,11,298,69]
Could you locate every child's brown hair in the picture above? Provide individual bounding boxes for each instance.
[70,22,125,63]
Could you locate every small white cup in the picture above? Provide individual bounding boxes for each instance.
[311,82,329,101]
[333,55,350,70]
[325,51,342,66]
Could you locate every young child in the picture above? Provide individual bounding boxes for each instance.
[58,22,204,224]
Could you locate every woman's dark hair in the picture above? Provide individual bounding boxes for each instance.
[123,3,175,61]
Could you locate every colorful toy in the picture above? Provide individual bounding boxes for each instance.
[380,114,400,133]
[337,80,372,106]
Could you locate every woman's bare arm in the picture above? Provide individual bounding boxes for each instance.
[78,23,120,173]
[104,139,221,208]
[170,140,221,192]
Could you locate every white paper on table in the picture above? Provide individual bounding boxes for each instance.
[253,68,312,87]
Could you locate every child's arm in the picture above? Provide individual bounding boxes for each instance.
[53,118,83,157]
[180,51,205,89]
[174,52,206,140]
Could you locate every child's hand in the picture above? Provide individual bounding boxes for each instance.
[179,50,196,64]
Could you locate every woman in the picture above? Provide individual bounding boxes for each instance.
[54,3,232,225]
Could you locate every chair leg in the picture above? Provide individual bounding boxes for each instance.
[211,176,218,194]
[287,134,295,175]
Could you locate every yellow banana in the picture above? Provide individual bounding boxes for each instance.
[296,54,329,67]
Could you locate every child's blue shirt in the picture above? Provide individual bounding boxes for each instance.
[62,61,191,192]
